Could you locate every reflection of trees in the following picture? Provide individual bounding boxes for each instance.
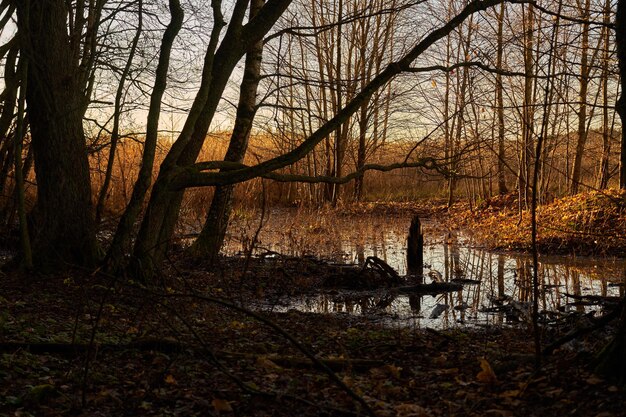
[356,243,365,265]
[317,292,402,315]
[571,269,584,313]
[300,236,626,326]
[496,254,505,324]
[516,259,532,303]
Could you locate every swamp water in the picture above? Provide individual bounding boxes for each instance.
[222,208,626,328]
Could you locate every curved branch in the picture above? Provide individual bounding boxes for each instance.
[171,0,531,190]
[172,157,450,188]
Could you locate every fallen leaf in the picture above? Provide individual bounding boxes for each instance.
[499,390,520,398]
[485,409,513,416]
[476,358,497,384]
[212,398,233,413]
[585,376,603,385]
[164,374,177,385]
[394,403,430,417]
[256,356,282,371]
[385,364,402,379]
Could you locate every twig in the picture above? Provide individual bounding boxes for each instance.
[158,290,378,417]
[542,303,623,356]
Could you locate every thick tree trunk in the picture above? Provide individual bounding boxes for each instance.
[132,0,288,276]
[16,0,97,268]
[131,45,245,275]
[105,0,183,272]
[595,1,626,383]
[190,0,265,261]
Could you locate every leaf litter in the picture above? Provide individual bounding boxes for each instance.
[0,263,624,417]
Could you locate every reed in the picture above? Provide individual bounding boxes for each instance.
[85,127,621,225]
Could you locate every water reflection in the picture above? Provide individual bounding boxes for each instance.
[225,210,625,328]
[262,247,625,328]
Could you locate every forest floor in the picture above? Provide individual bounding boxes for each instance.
[1,189,626,416]
[0,256,624,416]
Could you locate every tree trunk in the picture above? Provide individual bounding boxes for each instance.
[132,0,291,277]
[617,0,626,190]
[571,0,591,195]
[189,0,265,261]
[16,0,98,268]
[598,0,612,190]
[496,2,508,195]
[105,0,184,272]
[519,4,534,208]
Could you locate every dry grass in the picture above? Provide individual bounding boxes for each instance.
[88,132,449,220]
[85,127,621,229]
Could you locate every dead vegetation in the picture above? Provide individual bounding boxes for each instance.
[446,189,626,256]
[0,256,624,417]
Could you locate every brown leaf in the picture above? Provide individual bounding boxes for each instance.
[476,358,497,384]
[256,356,282,371]
[499,390,520,398]
[485,409,513,416]
[394,403,430,417]
[212,398,233,413]
[585,376,603,385]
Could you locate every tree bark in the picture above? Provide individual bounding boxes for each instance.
[496,2,508,195]
[617,0,626,190]
[598,0,612,190]
[16,0,98,268]
[132,0,292,277]
[189,0,265,261]
[105,0,184,272]
[570,0,591,195]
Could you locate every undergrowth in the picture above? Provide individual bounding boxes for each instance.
[447,189,626,256]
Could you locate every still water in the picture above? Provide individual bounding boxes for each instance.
[224,208,626,328]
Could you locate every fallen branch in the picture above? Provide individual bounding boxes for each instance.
[398,282,462,295]
[563,293,621,305]
[542,304,623,356]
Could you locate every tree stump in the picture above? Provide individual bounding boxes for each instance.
[407,215,424,278]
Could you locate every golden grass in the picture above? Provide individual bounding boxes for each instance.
[88,132,450,219]
[87,127,621,225]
